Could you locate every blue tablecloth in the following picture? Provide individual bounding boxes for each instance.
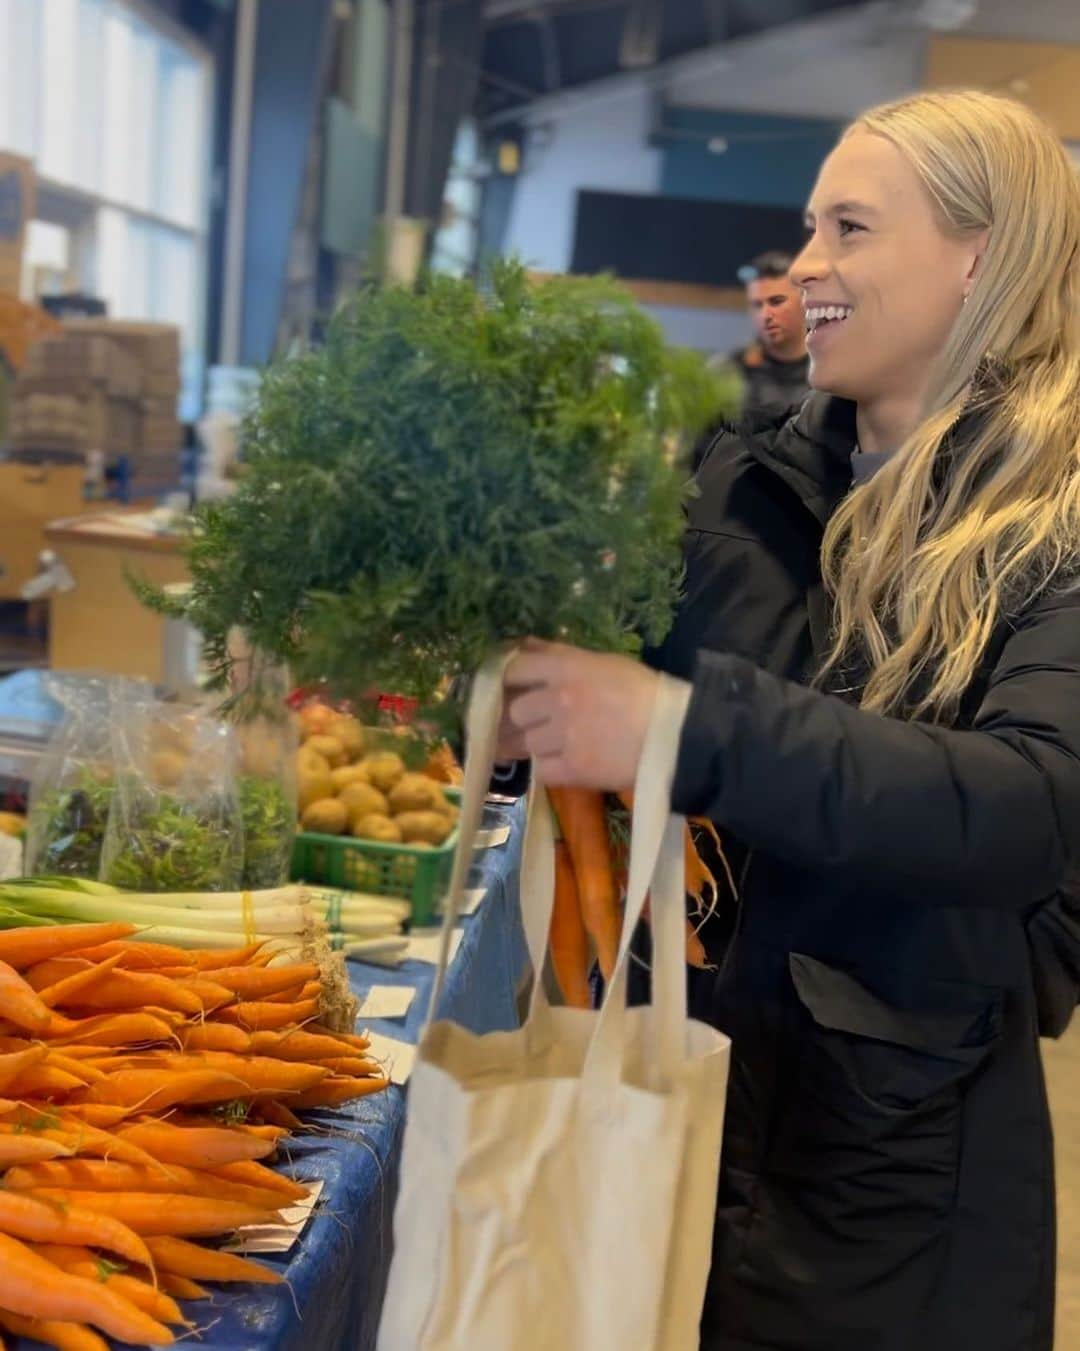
[197,798,528,1351]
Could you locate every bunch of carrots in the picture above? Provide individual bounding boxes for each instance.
[548,788,730,1008]
[0,918,388,1350]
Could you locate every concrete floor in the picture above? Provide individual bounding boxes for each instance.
[1044,1020,1080,1348]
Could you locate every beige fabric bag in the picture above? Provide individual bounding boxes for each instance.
[377,655,731,1351]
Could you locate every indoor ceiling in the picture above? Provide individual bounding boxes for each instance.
[477,0,874,118]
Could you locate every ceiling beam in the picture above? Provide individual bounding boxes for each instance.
[484,0,623,25]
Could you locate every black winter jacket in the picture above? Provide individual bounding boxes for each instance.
[651,393,1080,1351]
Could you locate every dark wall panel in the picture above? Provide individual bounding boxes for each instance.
[571,190,804,287]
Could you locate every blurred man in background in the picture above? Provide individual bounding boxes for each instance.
[726,250,809,415]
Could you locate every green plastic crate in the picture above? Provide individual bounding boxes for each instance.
[290,823,459,927]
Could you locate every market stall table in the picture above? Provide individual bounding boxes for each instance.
[174,797,528,1351]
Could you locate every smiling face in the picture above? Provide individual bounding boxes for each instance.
[792,130,982,408]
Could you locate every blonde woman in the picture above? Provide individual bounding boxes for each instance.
[499,91,1080,1350]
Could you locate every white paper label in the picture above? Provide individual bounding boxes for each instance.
[405,928,464,967]
[223,1180,324,1254]
[362,1031,418,1086]
[357,985,416,1019]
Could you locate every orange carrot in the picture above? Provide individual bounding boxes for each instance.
[43,1053,106,1085]
[309,1025,370,1050]
[0,1188,152,1267]
[145,1234,284,1285]
[211,1160,308,1200]
[7,1065,86,1099]
[25,1191,280,1237]
[181,1023,252,1054]
[7,1159,287,1211]
[550,838,592,1008]
[168,1114,287,1142]
[685,918,709,969]
[30,1248,184,1326]
[0,1136,75,1165]
[52,1105,131,1130]
[0,924,137,972]
[201,964,318,1001]
[146,1051,327,1097]
[548,787,621,981]
[0,1308,111,1351]
[249,1028,360,1063]
[192,944,270,970]
[259,984,306,1005]
[116,1120,276,1166]
[0,1233,171,1344]
[253,1099,304,1131]
[37,953,127,1009]
[313,1056,381,1077]
[157,1273,209,1301]
[289,1076,390,1109]
[44,970,204,1016]
[218,998,320,1031]
[48,1012,178,1047]
[0,1043,48,1092]
[0,959,52,1033]
[77,1068,250,1112]
[60,941,191,970]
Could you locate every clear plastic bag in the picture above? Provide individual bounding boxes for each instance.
[236,714,298,890]
[25,675,148,879]
[101,693,243,892]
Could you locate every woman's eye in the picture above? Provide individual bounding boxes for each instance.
[837,218,864,237]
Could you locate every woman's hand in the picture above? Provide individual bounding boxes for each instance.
[498,638,660,789]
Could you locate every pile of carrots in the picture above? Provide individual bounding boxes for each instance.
[0,918,388,1349]
[548,788,729,1008]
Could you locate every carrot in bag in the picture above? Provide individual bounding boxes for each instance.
[548,787,621,981]
[550,838,592,1009]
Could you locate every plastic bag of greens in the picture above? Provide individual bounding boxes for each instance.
[227,637,298,890]
[25,675,148,878]
[101,693,243,892]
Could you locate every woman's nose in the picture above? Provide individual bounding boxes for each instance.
[790,236,827,290]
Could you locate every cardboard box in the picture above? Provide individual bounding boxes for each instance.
[0,459,85,599]
[0,155,35,295]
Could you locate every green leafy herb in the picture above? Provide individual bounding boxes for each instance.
[105,789,239,892]
[31,774,115,878]
[238,776,294,890]
[137,261,736,709]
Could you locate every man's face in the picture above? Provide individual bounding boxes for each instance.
[746,274,806,361]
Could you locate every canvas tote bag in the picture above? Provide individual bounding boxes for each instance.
[377,654,731,1351]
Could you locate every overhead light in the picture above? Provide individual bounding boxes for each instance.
[913,0,978,31]
[708,136,728,154]
[619,0,662,70]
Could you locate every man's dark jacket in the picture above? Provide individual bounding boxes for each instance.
[650,392,1080,1351]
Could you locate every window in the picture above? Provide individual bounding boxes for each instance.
[0,0,213,419]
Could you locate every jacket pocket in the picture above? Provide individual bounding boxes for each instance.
[768,953,1003,1233]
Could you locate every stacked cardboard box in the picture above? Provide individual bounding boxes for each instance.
[8,321,183,491]
[64,319,182,459]
[9,333,142,455]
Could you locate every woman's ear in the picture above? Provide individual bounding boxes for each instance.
[963,229,990,299]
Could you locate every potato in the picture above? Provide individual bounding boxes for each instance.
[330,763,371,793]
[305,734,347,768]
[351,813,403,843]
[362,751,407,794]
[150,747,188,789]
[302,798,349,835]
[388,773,448,816]
[298,702,335,738]
[338,781,389,821]
[299,769,334,813]
[297,745,330,777]
[396,810,453,846]
[326,714,366,761]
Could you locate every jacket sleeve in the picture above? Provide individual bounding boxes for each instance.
[671,587,1080,908]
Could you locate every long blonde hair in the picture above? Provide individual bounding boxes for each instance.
[818,90,1080,721]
